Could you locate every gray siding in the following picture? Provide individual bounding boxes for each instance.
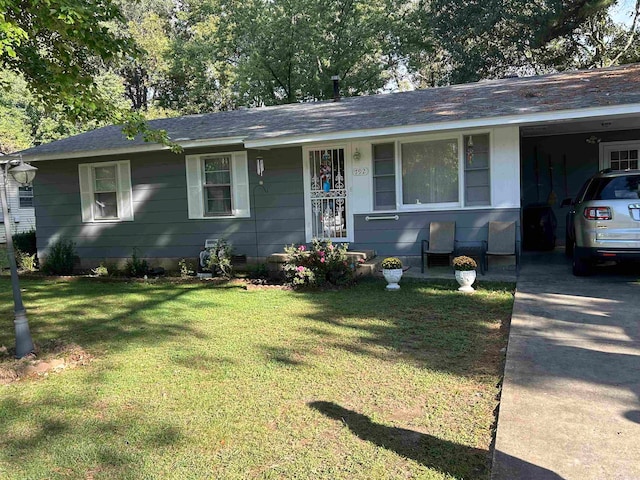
[35,146,306,266]
[349,209,520,257]
[521,129,640,246]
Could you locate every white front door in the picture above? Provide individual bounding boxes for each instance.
[303,146,351,242]
[601,141,640,171]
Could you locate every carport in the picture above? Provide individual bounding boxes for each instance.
[520,117,640,250]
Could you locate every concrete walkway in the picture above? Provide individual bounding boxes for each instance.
[492,251,640,479]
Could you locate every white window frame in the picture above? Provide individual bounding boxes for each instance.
[368,130,493,212]
[599,140,640,171]
[185,151,250,219]
[78,160,134,223]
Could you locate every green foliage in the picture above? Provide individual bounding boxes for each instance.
[178,258,195,278]
[11,228,36,255]
[125,248,149,278]
[453,255,477,271]
[283,240,354,288]
[42,239,76,275]
[16,250,37,272]
[381,257,403,270]
[204,239,233,278]
[91,264,110,277]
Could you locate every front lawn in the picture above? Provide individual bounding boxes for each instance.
[0,277,513,479]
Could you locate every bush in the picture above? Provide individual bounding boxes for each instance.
[42,239,76,275]
[381,257,403,269]
[12,229,36,255]
[16,250,37,272]
[283,239,354,288]
[125,248,149,278]
[91,264,109,277]
[203,239,233,278]
[452,255,477,271]
[178,258,195,278]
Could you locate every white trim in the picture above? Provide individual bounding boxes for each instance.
[185,151,251,219]
[599,140,640,170]
[245,104,640,148]
[78,160,134,223]
[24,136,246,162]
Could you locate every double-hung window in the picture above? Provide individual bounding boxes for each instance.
[18,186,34,208]
[185,152,250,219]
[78,160,134,222]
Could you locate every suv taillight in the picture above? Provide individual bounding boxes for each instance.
[583,207,612,220]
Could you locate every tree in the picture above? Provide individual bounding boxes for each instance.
[0,0,177,148]
[422,0,623,84]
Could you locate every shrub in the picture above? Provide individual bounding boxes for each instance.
[16,250,37,272]
[12,229,36,255]
[381,257,403,270]
[204,239,233,278]
[283,239,354,288]
[91,264,109,277]
[42,239,76,275]
[125,248,149,278]
[178,258,195,278]
[452,255,477,271]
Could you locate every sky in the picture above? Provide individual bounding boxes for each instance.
[611,0,638,25]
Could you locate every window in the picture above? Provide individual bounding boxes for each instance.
[377,133,491,210]
[18,186,34,208]
[609,149,639,170]
[204,156,232,215]
[464,134,491,206]
[401,138,459,205]
[78,161,133,222]
[373,143,396,210]
[185,152,250,219]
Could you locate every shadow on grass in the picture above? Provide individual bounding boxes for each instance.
[0,278,227,354]
[310,401,565,480]
[0,388,183,478]
[296,278,514,379]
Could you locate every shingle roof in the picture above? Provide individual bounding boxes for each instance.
[20,63,640,159]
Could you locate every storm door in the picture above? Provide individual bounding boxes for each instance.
[305,147,349,241]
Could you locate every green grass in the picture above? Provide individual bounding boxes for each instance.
[0,277,514,480]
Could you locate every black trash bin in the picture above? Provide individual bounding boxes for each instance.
[523,203,557,250]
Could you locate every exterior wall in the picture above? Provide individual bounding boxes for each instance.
[0,176,36,243]
[521,128,640,246]
[34,146,306,268]
[347,125,521,215]
[33,124,523,269]
[350,208,520,258]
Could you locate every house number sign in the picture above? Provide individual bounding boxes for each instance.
[352,167,369,176]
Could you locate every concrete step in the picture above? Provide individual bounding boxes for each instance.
[267,249,378,278]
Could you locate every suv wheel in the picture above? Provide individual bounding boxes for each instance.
[572,248,591,276]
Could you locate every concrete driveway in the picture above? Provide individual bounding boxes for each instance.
[492,251,640,480]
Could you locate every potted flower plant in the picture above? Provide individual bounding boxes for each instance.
[381,257,403,290]
[452,255,477,292]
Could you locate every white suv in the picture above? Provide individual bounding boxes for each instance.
[565,170,640,276]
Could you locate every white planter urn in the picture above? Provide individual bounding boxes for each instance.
[383,268,403,290]
[455,270,476,292]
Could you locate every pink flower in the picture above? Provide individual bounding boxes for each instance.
[319,250,325,257]
[320,258,325,263]
[328,244,334,250]
[297,266,305,272]
[299,245,306,251]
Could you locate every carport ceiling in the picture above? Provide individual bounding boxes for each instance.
[521,114,640,137]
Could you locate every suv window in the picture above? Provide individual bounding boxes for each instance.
[583,175,640,201]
